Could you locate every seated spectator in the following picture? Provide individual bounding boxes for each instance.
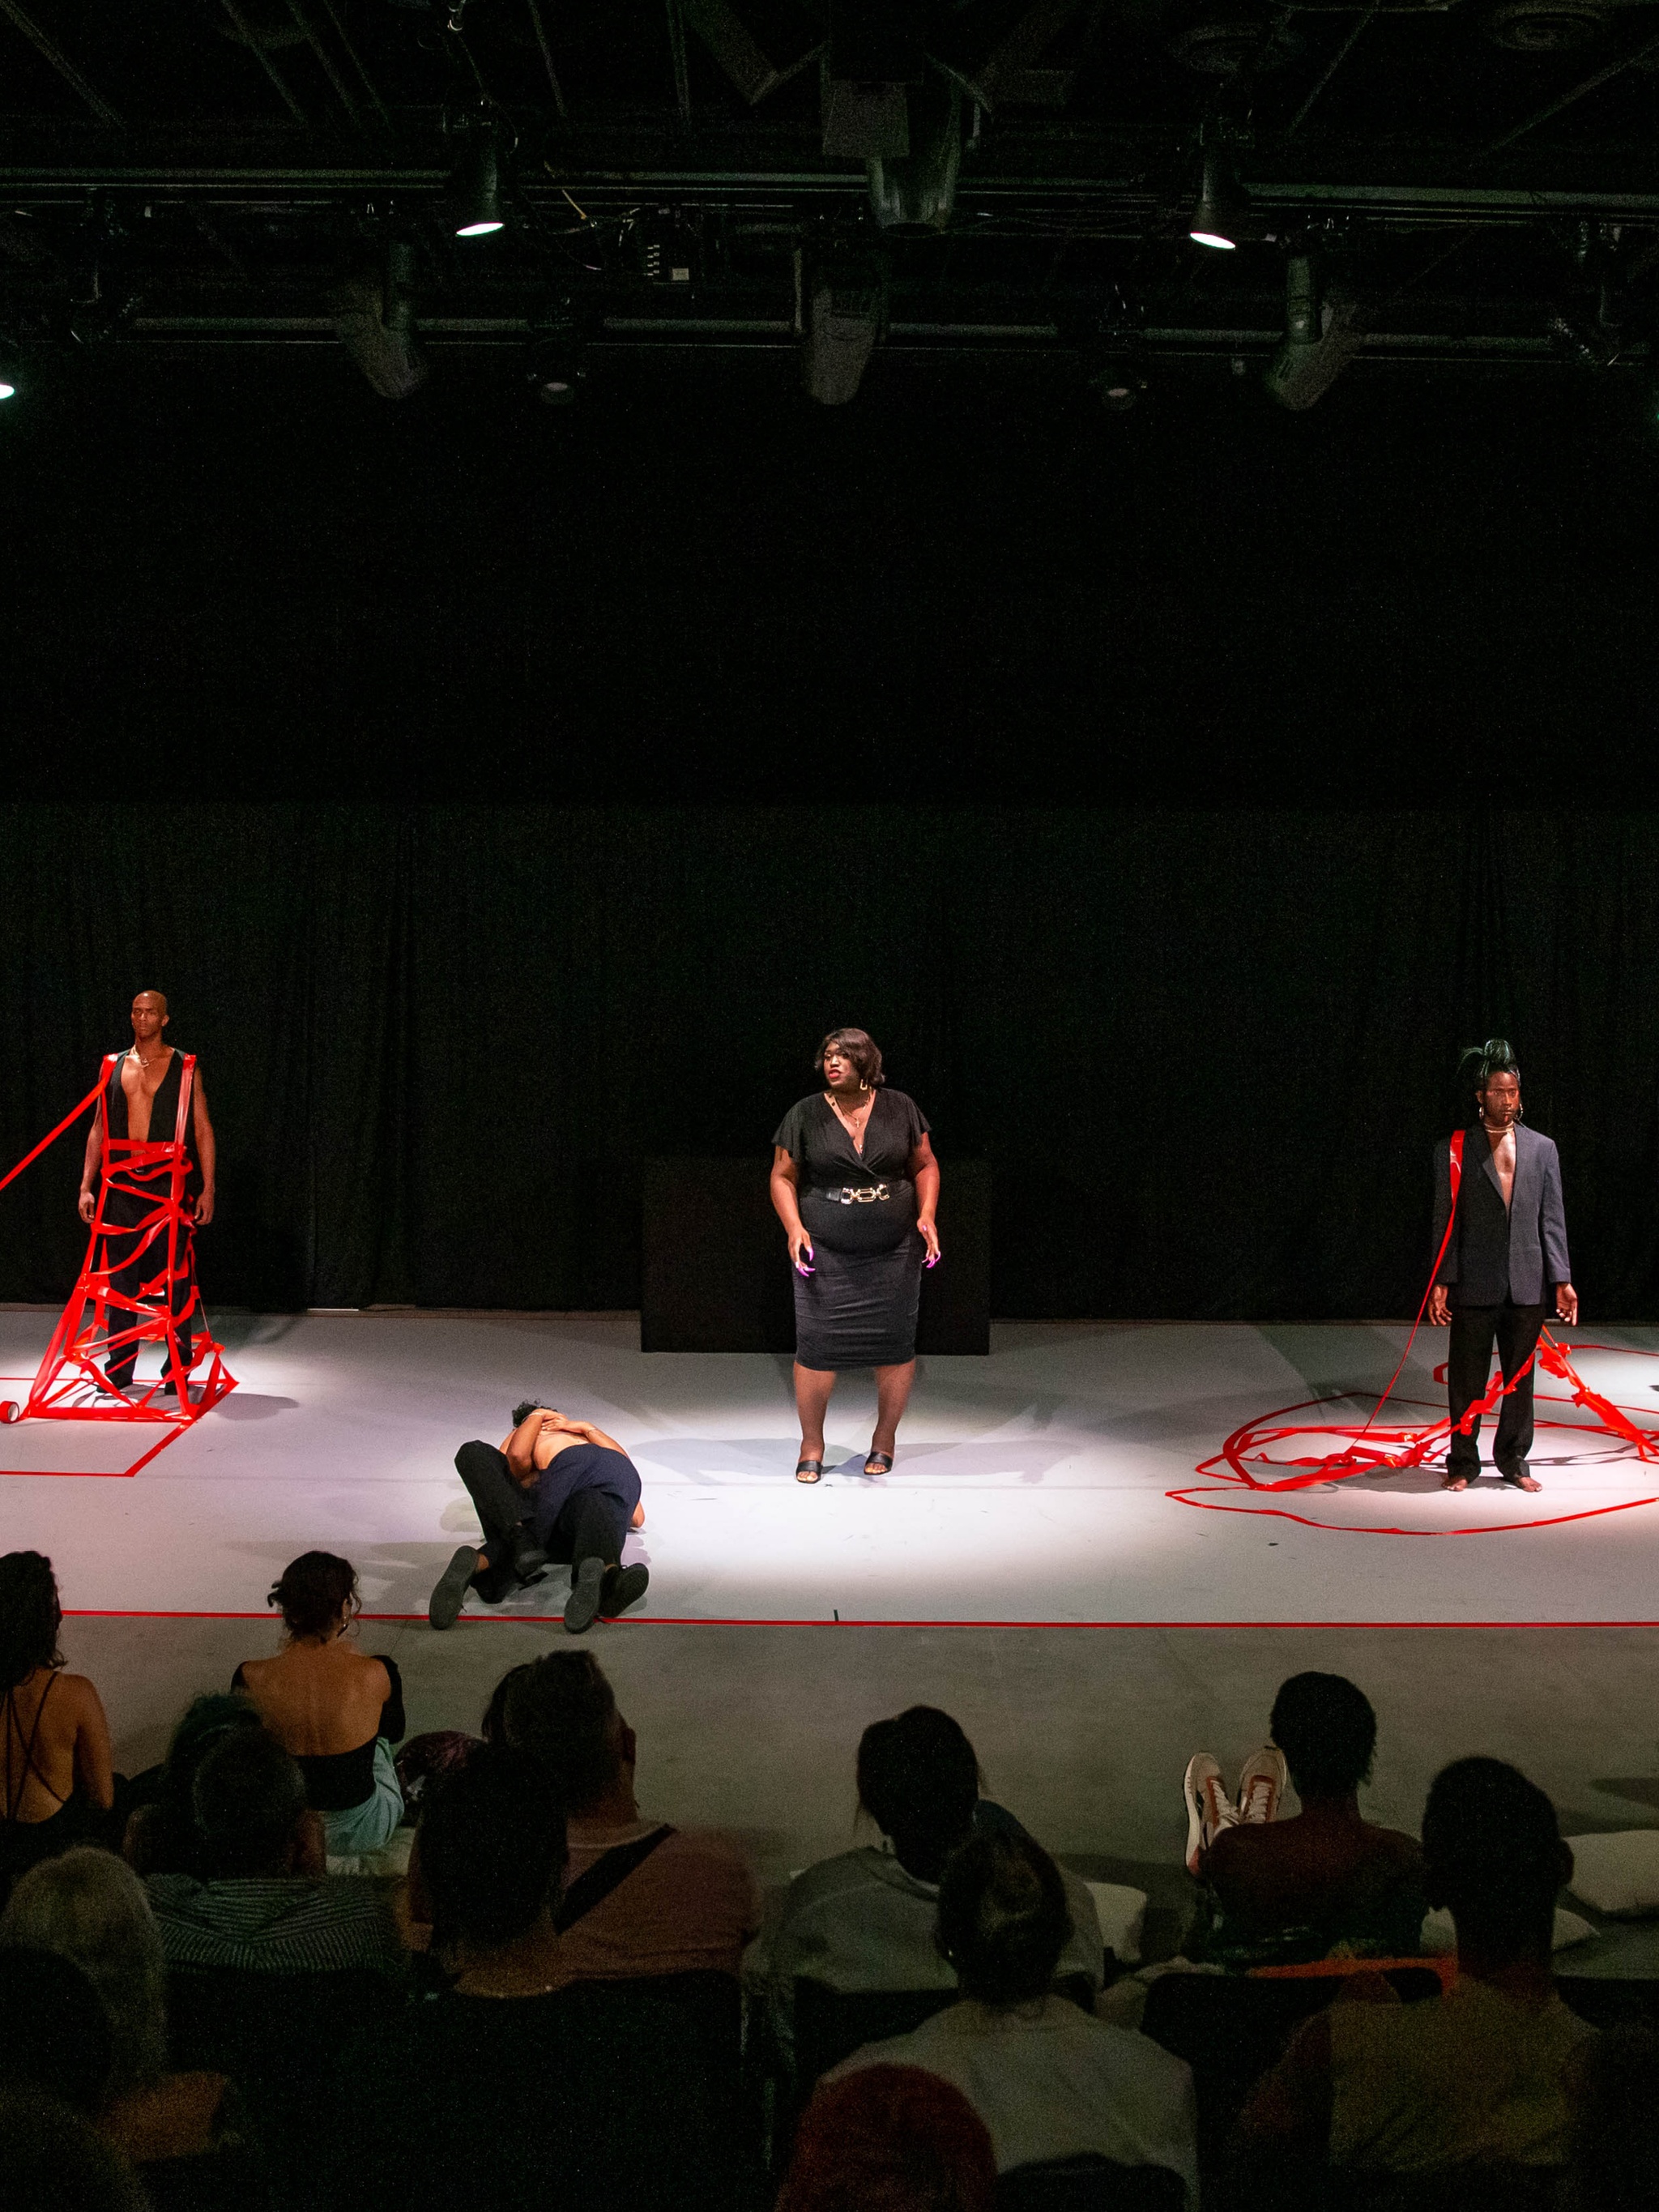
[0,1552,114,1902]
[0,1854,272,2209]
[145,1724,403,1979]
[390,1659,531,1827]
[122,1694,262,1879]
[361,1747,578,2211]
[497,1650,760,1985]
[0,2086,149,2212]
[1184,1672,1423,1965]
[779,2065,997,2212]
[1237,1756,1593,2179]
[233,1552,405,1858]
[766,1707,1104,2056]
[833,1832,1198,2203]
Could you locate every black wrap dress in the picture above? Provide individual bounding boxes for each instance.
[772,1089,931,1371]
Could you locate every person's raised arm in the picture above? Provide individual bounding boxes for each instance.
[908,1132,940,1266]
[78,1113,103,1225]
[770,1145,814,1275]
[503,1406,549,1484]
[192,1070,216,1226]
[70,1676,116,1814]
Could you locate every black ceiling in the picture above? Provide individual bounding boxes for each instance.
[2,0,1659,391]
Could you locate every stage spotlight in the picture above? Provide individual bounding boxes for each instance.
[449,116,509,237]
[1262,251,1362,410]
[800,253,885,405]
[1188,147,1243,250]
[526,305,586,407]
[1092,356,1144,411]
[332,239,427,399]
[868,78,962,233]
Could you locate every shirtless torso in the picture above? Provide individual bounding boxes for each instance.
[1485,1121,1517,1209]
[79,993,217,1226]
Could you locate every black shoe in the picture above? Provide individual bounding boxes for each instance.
[511,1532,550,1579]
[564,1556,605,1635]
[429,1546,479,1631]
[600,1564,650,1618]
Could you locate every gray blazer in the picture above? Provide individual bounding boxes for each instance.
[1431,1122,1572,1309]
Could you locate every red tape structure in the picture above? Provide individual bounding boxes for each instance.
[1174,1130,1659,1535]
[0,1058,236,1430]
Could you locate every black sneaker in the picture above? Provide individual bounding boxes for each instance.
[429,1546,479,1631]
[599,1564,650,1618]
[563,1556,605,1635]
[511,1532,550,1579]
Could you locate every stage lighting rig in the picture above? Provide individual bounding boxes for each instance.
[1262,251,1362,409]
[868,76,962,233]
[629,207,702,290]
[799,246,887,406]
[447,109,512,237]
[332,238,428,399]
[1188,145,1247,250]
[525,301,587,407]
[822,0,924,158]
[67,196,139,346]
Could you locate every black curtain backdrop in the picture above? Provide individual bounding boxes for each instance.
[2,803,1654,1322]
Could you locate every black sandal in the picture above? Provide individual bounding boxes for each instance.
[795,1458,824,1484]
[864,1450,894,1475]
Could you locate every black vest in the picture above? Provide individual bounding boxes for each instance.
[105,1050,191,1163]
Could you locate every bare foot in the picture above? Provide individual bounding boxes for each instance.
[1442,1474,1469,1492]
[1505,1473,1542,1492]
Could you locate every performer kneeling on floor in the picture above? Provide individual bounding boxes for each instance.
[1428,1038,1577,1495]
[430,1403,649,1635]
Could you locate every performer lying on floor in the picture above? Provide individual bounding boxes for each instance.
[430,1403,649,1636]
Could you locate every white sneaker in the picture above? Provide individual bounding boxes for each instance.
[1235,1744,1289,1826]
[1183,1753,1239,1876]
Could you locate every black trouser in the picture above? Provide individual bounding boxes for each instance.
[453,1442,629,1582]
[1446,1299,1546,1476]
[102,1181,195,1387]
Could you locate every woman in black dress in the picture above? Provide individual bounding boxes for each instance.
[770,1029,940,1484]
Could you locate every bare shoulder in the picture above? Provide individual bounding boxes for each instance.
[56,1670,109,1718]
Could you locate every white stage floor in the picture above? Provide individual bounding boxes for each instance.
[3,1311,1659,1626]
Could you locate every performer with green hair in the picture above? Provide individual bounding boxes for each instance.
[1427,1040,1576,1493]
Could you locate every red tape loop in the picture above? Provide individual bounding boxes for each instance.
[1175,1129,1659,1536]
[0,1057,236,1428]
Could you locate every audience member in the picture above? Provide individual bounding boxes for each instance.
[0,1859,273,2210]
[233,1552,406,1857]
[0,1552,114,1902]
[0,2088,149,2212]
[499,1650,760,1984]
[1184,1672,1424,1964]
[834,1832,1199,2202]
[122,1693,263,1879]
[779,2065,998,2212]
[1237,1756,1593,2179]
[390,1659,530,1825]
[767,1706,1104,2056]
[145,1723,403,1977]
[0,1945,115,2114]
[362,1747,578,2211]
[1566,2021,1659,2212]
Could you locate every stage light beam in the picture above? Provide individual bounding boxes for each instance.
[450,117,508,237]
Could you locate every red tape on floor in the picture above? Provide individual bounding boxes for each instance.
[1178,1130,1659,1535]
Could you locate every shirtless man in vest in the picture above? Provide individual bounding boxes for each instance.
[77,991,217,1393]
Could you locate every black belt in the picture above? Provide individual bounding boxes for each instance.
[812,1183,893,1205]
